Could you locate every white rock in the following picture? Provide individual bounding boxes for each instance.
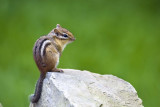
[30,69,143,107]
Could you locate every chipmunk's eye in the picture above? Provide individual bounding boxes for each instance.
[63,34,68,37]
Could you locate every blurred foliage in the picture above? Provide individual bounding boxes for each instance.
[0,0,160,107]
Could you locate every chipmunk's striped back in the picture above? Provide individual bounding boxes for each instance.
[33,36,51,70]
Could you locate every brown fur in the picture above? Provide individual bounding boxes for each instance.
[30,24,75,103]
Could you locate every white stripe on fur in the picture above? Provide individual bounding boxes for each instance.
[41,40,51,57]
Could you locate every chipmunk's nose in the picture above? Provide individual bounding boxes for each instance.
[72,38,76,41]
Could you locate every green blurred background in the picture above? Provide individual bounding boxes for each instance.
[0,0,160,106]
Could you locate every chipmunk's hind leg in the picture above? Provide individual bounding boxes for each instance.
[49,68,64,73]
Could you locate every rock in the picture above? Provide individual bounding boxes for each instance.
[30,69,143,107]
[0,103,3,107]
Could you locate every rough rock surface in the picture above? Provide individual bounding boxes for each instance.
[30,69,143,107]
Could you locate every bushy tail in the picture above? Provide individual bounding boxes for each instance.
[30,73,46,103]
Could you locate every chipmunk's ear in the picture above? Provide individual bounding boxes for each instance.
[54,28,60,36]
[56,24,61,28]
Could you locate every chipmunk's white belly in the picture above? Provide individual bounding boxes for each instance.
[55,53,60,67]
[55,58,59,67]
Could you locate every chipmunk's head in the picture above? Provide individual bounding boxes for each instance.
[48,24,75,44]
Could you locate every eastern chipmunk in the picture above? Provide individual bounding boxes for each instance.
[30,24,75,103]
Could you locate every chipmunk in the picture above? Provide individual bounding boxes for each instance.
[30,24,75,103]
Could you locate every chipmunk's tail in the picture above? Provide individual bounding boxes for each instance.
[30,72,46,103]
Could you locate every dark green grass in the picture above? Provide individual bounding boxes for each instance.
[0,0,160,106]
